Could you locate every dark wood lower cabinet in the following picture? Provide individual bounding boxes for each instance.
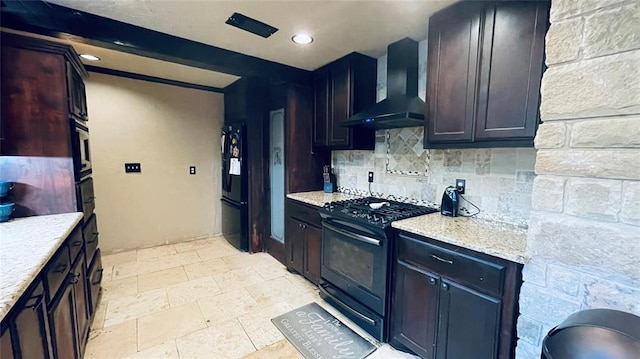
[303,224,321,284]
[0,325,14,359]
[49,282,78,359]
[390,231,522,359]
[390,261,440,359]
[12,280,53,359]
[285,199,322,285]
[285,217,305,274]
[436,279,501,359]
[71,254,89,357]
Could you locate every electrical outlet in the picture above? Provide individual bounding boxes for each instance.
[455,179,466,194]
[124,163,141,173]
[189,166,196,175]
[368,171,374,183]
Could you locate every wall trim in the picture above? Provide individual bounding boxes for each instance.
[86,66,225,93]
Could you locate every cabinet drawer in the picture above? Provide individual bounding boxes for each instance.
[287,199,321,227]
[45,244,71,301]
[87,249,103,315]
[77,177,95,220]
[83,214,99,264]
[397,233,505,296]
[67,225,84,265]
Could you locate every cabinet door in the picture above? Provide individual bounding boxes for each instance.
[71,254,89,356]
[49,283,78,359]
[313,68,329,147]
[475,2,548,141]
[66,62,88,121]
[13,281,53,359]
[303,224,321,284]
[285,217,304,274]
[1,325,14,359]
[436,279,501,359]
[426,2,482,144]
[328,57,352,147]
[390,260,440,359]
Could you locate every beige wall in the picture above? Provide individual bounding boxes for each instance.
[85,73,223,252]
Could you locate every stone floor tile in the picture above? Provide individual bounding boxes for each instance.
[212,267,265,292]
[198,288,259,324]
[121,341,179,359]
[103,288,169,327]
[166,276,222,307]
[84,319,137,358]
[183,258,230,281]
[237,302,292,350]
[137,267,188,293]
[245,277,312,306]
[175,319,257,359]
[137,244,177,261]
[174,238,216,253]
[285,291,322,309]
[240,339,303,359]
[101,276,137,302]
[196,244,240,261]
[137,303,207,351]
[257,264,290,281]
[102,250,137,268]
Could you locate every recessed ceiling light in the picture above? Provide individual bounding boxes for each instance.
[79,54,100,61]
[292,34,313,45]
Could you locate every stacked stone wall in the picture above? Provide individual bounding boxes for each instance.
[516,0,640,357]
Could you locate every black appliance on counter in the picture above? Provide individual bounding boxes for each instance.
[440,186,459,217]
[221,124,248,251]
[318,197,438,341]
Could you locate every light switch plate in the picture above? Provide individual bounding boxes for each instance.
[189,166,196,175]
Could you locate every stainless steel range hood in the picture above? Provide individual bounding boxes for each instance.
[342,38,425,129]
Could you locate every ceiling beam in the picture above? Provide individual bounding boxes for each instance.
[0,0,312,85]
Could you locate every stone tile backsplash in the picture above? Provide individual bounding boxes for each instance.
[332,127,536,226]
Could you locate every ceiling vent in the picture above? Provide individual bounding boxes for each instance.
[225,12,278,38]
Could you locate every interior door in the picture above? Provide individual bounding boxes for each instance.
[269,109,285,244]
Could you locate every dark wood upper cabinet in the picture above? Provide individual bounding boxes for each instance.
[313,53,377,150]
[426,1,483,144]
[425,1,549,148]
[475,2,548,141]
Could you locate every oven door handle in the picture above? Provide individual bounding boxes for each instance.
[320,284,376,326]
[323,223,381,246]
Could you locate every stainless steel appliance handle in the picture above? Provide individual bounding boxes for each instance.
[323,223,380,246]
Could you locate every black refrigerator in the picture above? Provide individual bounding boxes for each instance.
[221,124,249,251]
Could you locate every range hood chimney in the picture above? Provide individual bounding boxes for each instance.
[342,37,425,129]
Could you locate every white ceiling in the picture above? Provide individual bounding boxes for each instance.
[35,0,456,87]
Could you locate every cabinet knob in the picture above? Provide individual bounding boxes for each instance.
[429,277,436,285]
[441,283,449,290]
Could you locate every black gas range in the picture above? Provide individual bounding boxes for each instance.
[318,197,438,341]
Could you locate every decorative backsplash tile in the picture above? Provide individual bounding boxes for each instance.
[385,127,429,175]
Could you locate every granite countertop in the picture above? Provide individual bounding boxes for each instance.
[392,214,528,264]
[287,191,362,207]
[0,213,83,322]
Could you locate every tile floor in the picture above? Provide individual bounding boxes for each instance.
[86,235,418,359]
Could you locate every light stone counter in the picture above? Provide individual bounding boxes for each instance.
[0,213,83,322]
[392,214,528,264]
[287,191,362,207]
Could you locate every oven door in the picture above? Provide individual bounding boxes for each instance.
[321,220,388,315]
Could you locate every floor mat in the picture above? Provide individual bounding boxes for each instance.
[271,302,376,359]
